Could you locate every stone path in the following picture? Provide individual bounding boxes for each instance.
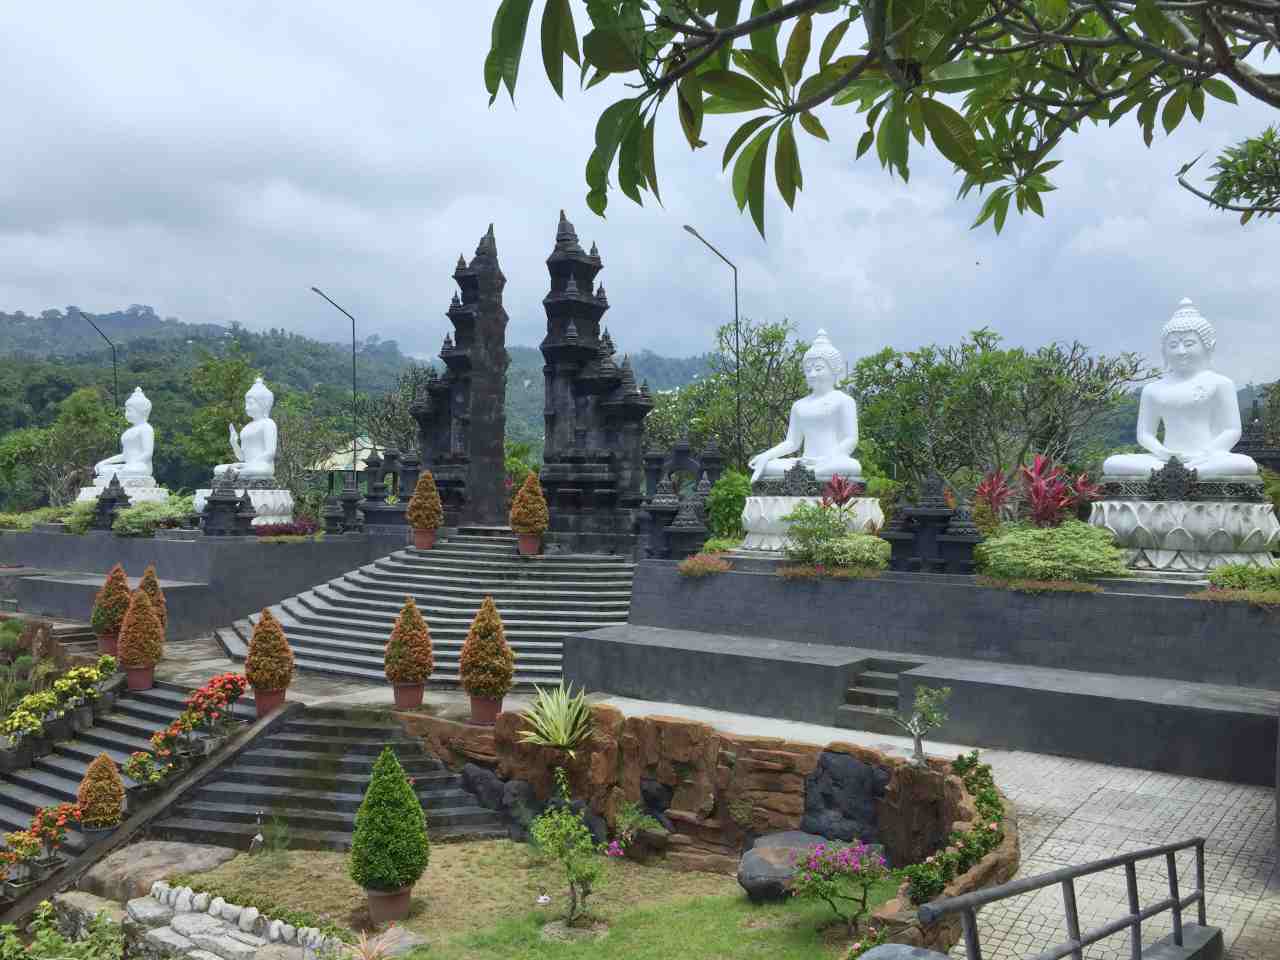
[598,695,1278,960]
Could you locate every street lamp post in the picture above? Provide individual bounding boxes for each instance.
[683,225,742,470]
[310,287,360,484]
[81,313,120,410]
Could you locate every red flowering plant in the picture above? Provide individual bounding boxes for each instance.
[1019,455,1103,527]
[821,474,865,508]
[149,713,200,760]
[29,803,82,858]
[183,673,249,735]
[975,471,1015,517]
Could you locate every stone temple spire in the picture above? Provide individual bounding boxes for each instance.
[595,284,608,304]
[565,274,579,295]
[554,210,584,254]
[473,223,498,260]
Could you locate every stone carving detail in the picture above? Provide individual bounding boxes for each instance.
[92,475,131,530]
[1099,476,1266,503]
[1090,499,1279,571]
[650,478,679,506]
[1147,457,1199,501]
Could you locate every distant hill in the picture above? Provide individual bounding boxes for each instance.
[0,305,225,356]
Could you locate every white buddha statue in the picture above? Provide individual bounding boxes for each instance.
[1103,299,1258,478]
[749,329,863,483]
[214,377,279,481]
[93,387,155,483]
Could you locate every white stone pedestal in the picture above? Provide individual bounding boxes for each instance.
[741,496,885,553]
[76,478,169,505]
[193,488,295,526]
[1090,499,1279,571]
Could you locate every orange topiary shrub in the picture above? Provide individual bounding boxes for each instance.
[385,597,434,684]
[406,472,444,531]
[245,609,295,692]
[138,565,168,631]
[118,590,164,668]
[91,564,131,638]
[509,473,549,536]
[77,752,125,828]
[459,596,515,699]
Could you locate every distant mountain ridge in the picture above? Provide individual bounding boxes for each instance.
[0,305,225,356]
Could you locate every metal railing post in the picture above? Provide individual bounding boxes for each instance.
[1166,851,1183,946]
[1061,879,1084,960]
[1125,861,1141,960]
[1196,841,1207,926]
[962,907,983,960]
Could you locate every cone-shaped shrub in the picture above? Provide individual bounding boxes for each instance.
[509,473,549,535]
[91,564,131,637]
[138,565,168,631]
[77,752,125,828]
[349,746,429,892]
[406,472,444,531]
[118,590,164,668]
[458,596,514,698]
[245,609,294,691]
[384,597,434,684]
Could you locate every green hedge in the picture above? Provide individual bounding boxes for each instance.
[1207,564,1280,591]
[975,521,1126,582]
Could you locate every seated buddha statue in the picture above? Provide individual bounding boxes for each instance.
[213,377,279,481]
[93,387,155,483]
[1103,298,1258,478]
[749,329,863,484]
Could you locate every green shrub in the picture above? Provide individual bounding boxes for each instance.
[706,470,751,539]
[701,537,742,554]
[111,496,194,537]
[0,506,69,531]
[975,521,1126,581]
[529,767,604,923]
[349,746,429,892]
[814,534,891,569]
[866,476,902,525]
[782,501,851,563]
[518,682,595,757]
[64,501,97,535]
[0,901,124,960]
[1207,564,1280,591]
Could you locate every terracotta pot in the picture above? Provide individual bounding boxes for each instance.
[124,665,155,691]
[97,630,118,656]
[468,695,503,726]
[518,533,542,557]
[392,683,424,709]
[365,885,413,924]
[253,687,287,717]
[413,528,437,550]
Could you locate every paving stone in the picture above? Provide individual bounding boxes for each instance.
[189,934,257,960]
[126,896,174,928]
[143,926,195,958]
[170,913,228,939]
[220,902,242,924]
[376,925,430,957]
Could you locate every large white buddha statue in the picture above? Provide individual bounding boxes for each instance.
[749,329,863,484]
[214,377,279,481]
[93,387,155,483]
[1103,299,1258,478]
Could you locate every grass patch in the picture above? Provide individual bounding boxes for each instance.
[1187,588,1280,611]
[975,575,1102,595]
[178,841,896,958]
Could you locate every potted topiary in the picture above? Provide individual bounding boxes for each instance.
[77,753,125,834]
[384,597,434,709]
[90,564,131,656]
[406,472,444,550]
[2,830,40,900]
[349,746,429,924]
[509,473,549,557]
[137,565,168,632]
[118,590,163,691]
[245,609,294,718]
[458,596,514,725]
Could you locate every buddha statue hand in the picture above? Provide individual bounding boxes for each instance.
[228,422,243,462]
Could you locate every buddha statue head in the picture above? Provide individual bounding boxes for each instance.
[1161,298,1216,378]
[244,377,275,420]
[124,387,152,425]
[803,329,844,392]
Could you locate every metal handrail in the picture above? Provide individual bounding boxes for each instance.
[918,836,1207,960]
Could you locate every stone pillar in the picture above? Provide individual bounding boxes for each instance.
[459,225,509,526]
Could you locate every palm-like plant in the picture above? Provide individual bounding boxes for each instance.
[518,683,594,757]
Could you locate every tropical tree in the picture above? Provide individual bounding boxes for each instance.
[355,364,436,455]
[176,347,257,472]
[0,388,121,506]
[483,0,1280,233]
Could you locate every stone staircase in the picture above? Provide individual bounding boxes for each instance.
[0,682,252,856]
[152,707,506,850]
[834,657,922,733]
[214,527,635,686]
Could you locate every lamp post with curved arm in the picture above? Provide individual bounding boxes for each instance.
[683,225,742,469]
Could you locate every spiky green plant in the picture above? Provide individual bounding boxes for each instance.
[517,682,594,758]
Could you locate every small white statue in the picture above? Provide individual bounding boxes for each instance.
[749,329,862,483]
[93,387,155,482]
[1103,299,1258,478]
[214,377,279,481]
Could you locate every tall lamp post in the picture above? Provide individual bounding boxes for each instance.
[683,225,742,469]
[310,287,360,484]
[81,312,120,410]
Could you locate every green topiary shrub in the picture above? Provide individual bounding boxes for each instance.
[245,609,294,691]
[349,746,429,892]
[405,473,444,531]
[975,521,1126,582]
[384,597,434,684]
[814,534,891,569]
[459,596,515,699]
[91,564,131,638]
[706,470,751,539]
[1207,564,1280,591]
[138,565,167,631]
[118,590,164,668]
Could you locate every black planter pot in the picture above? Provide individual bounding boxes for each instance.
[44,714,72,743]
[28,735,52,759]
[92,690,116,717]
[4,879,37,901]
[72,705,94,733]
[0,741,32,773]
[126,784,160,812]
[31,856,65,881]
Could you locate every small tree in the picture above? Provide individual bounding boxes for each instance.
[458,596,515,699]
[349,746,429,892]
[137,565,167,631]
[529,767,604,924]
[706,471,751,539]
[77,753,125,828]
[384,597,434,685]
[789,840,890,937]
[118,590,163,669]
[509,473,549,536]
[244,609,294,692]
[90,564,131,639]
[893,686,952,767]
[405,472,444,531]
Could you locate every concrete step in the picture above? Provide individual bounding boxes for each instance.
[834,704,902,735]
[405,545,634,568]
[150,815,504,851]
[339,568,634,603]
[845,686,897,709]
[215,764,456,792]
[858,670,899,692]
[193,781,477,814]
[230,747,447,776]
[258,732,426,757]
[250,624,565,668]
[302,586,628,624]
[370,557,635,586]
[280,595,610,639]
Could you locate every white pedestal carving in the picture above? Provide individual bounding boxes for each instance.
[1090,499,1279,571]
[741,496,885,553]
[194,487,295,526]
[76,478,170,505]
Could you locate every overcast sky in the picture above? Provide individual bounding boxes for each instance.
[1,4,1276,383]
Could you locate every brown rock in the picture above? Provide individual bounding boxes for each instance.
[746,790,804,817]
[79,841,237,903]
[666,849,739,875]
[739,770,805,794]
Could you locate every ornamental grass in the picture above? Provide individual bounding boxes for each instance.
[138,565,168,630]
[118,590,164,668]
[459,596,514,699]
[406,472,444,531]
[90,564,131,637]
[384,597,434,685]
[349,746,429,892]
[77,753,125,828]
[508,473,549,536]
[244,609,294,692]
